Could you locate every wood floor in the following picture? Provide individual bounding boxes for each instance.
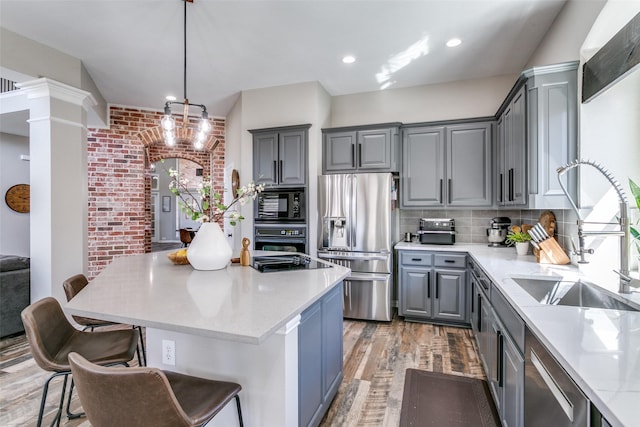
[0,315,484,427]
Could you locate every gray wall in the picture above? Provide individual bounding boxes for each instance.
[0,132,30,256]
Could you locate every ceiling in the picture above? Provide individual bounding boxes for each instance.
[1,0,566,124]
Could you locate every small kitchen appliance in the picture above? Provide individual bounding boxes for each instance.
[418,218,456,245]
[487,217,511,246]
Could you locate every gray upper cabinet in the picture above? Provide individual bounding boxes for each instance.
[495,61,578,208]
[322,124,400,174]
[525,62,578,209]
[446,123,493,207]
[401,126,445,207]
[401,120,493,208]
[496,85,527,206]
[251,124,310,187]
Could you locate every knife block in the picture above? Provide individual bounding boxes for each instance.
[534,237,570,265]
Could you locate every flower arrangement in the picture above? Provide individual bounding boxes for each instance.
[166,167,264,225]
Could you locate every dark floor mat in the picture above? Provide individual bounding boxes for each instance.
[399,369,500,427]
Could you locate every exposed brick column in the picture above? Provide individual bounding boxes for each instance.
[87,106,225,278]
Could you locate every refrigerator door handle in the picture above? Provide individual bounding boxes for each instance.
[350,174,356,249]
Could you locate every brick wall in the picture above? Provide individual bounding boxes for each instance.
[87,106,225,278]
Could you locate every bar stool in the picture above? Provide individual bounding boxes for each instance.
[179,228,193,247]
[68,351,244,427]
[21,297,139,427]
[63,273,146,366]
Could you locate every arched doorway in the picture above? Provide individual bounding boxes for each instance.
[150,158,205,250]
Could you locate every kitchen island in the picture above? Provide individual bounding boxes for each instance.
[396,242,640,426]
[65,251,350,427]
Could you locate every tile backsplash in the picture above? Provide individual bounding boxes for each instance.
[399,208,576,252]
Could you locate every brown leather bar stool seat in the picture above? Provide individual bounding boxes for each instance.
[63,273,146,366]
[21,297,139,427]
[68,352,244,427]
[179,228,193,247]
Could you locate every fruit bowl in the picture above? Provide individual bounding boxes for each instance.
[167,250,190,265]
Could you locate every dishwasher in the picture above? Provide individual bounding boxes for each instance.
[525,327,589,426]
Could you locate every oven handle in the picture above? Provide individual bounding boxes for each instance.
[417,230,456,235]
[530,349,574,422]
[255,237,306,244]
[318,253,389,261]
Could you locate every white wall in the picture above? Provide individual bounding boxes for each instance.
[0,132,30,256]
[329,74,517,126]
[577,0,640,273]
[525,0,606,69]
[226,81,331,256]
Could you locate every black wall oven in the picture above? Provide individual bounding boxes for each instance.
[255,189,305,222]
[254,224,307,253]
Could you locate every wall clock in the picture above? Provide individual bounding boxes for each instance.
[231,169,240,197]
[5,184,30,213]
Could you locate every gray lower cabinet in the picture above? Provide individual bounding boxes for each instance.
[401,120,493,208]
[471,265,524,427]
[322,124,400,174]
[398,251,467,325]
[299,283,343,427]
[251,124,310,187]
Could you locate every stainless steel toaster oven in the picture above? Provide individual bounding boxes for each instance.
[418,218,455,245]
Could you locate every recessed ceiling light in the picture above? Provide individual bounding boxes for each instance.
[446,38,462,48]
[166,95,176,101]
[342,55,356,64]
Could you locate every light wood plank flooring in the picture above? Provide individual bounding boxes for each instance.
[1,316,484,427]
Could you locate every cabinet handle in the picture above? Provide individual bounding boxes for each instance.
[477,295,482,332]
[273,160,278,183]
[499,173,504,203]
[427,272,431,299]
[351,144,356,168]
[439,179,443,203]
[497,330,504,387]
[471,286,475,312]
[435,280,439,299]
[448,179,452,204]
[358,143,362,167]
[509,168,514,201]
[444,259,455,263]
[279,160,283,182]
[411,258,422,262]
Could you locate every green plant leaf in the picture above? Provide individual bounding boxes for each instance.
[629,178,640,210]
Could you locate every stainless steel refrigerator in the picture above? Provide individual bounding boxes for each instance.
[318,173,396,321]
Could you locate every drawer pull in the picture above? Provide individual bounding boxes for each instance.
[444,259,455,263]
[411,258,422,262]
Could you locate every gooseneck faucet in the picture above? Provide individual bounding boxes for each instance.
[557,159,636,293]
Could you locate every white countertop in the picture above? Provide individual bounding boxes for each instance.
[65,251,350,345]
[396,242,640,427]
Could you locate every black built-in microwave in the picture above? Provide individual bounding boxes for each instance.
[255,189,305,221]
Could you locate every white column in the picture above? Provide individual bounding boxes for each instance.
[17,78,96,303]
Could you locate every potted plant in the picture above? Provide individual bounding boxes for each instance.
[505,226,532,256]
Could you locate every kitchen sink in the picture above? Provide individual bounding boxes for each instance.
[511,277,638,311]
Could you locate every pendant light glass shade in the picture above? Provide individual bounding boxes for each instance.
[158,0,211,150]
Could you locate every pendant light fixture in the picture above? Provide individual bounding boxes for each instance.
[160,0,211,150]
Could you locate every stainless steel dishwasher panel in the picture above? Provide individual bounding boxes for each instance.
[525,327,588,426]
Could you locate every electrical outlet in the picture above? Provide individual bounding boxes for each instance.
[162,339,175,366]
